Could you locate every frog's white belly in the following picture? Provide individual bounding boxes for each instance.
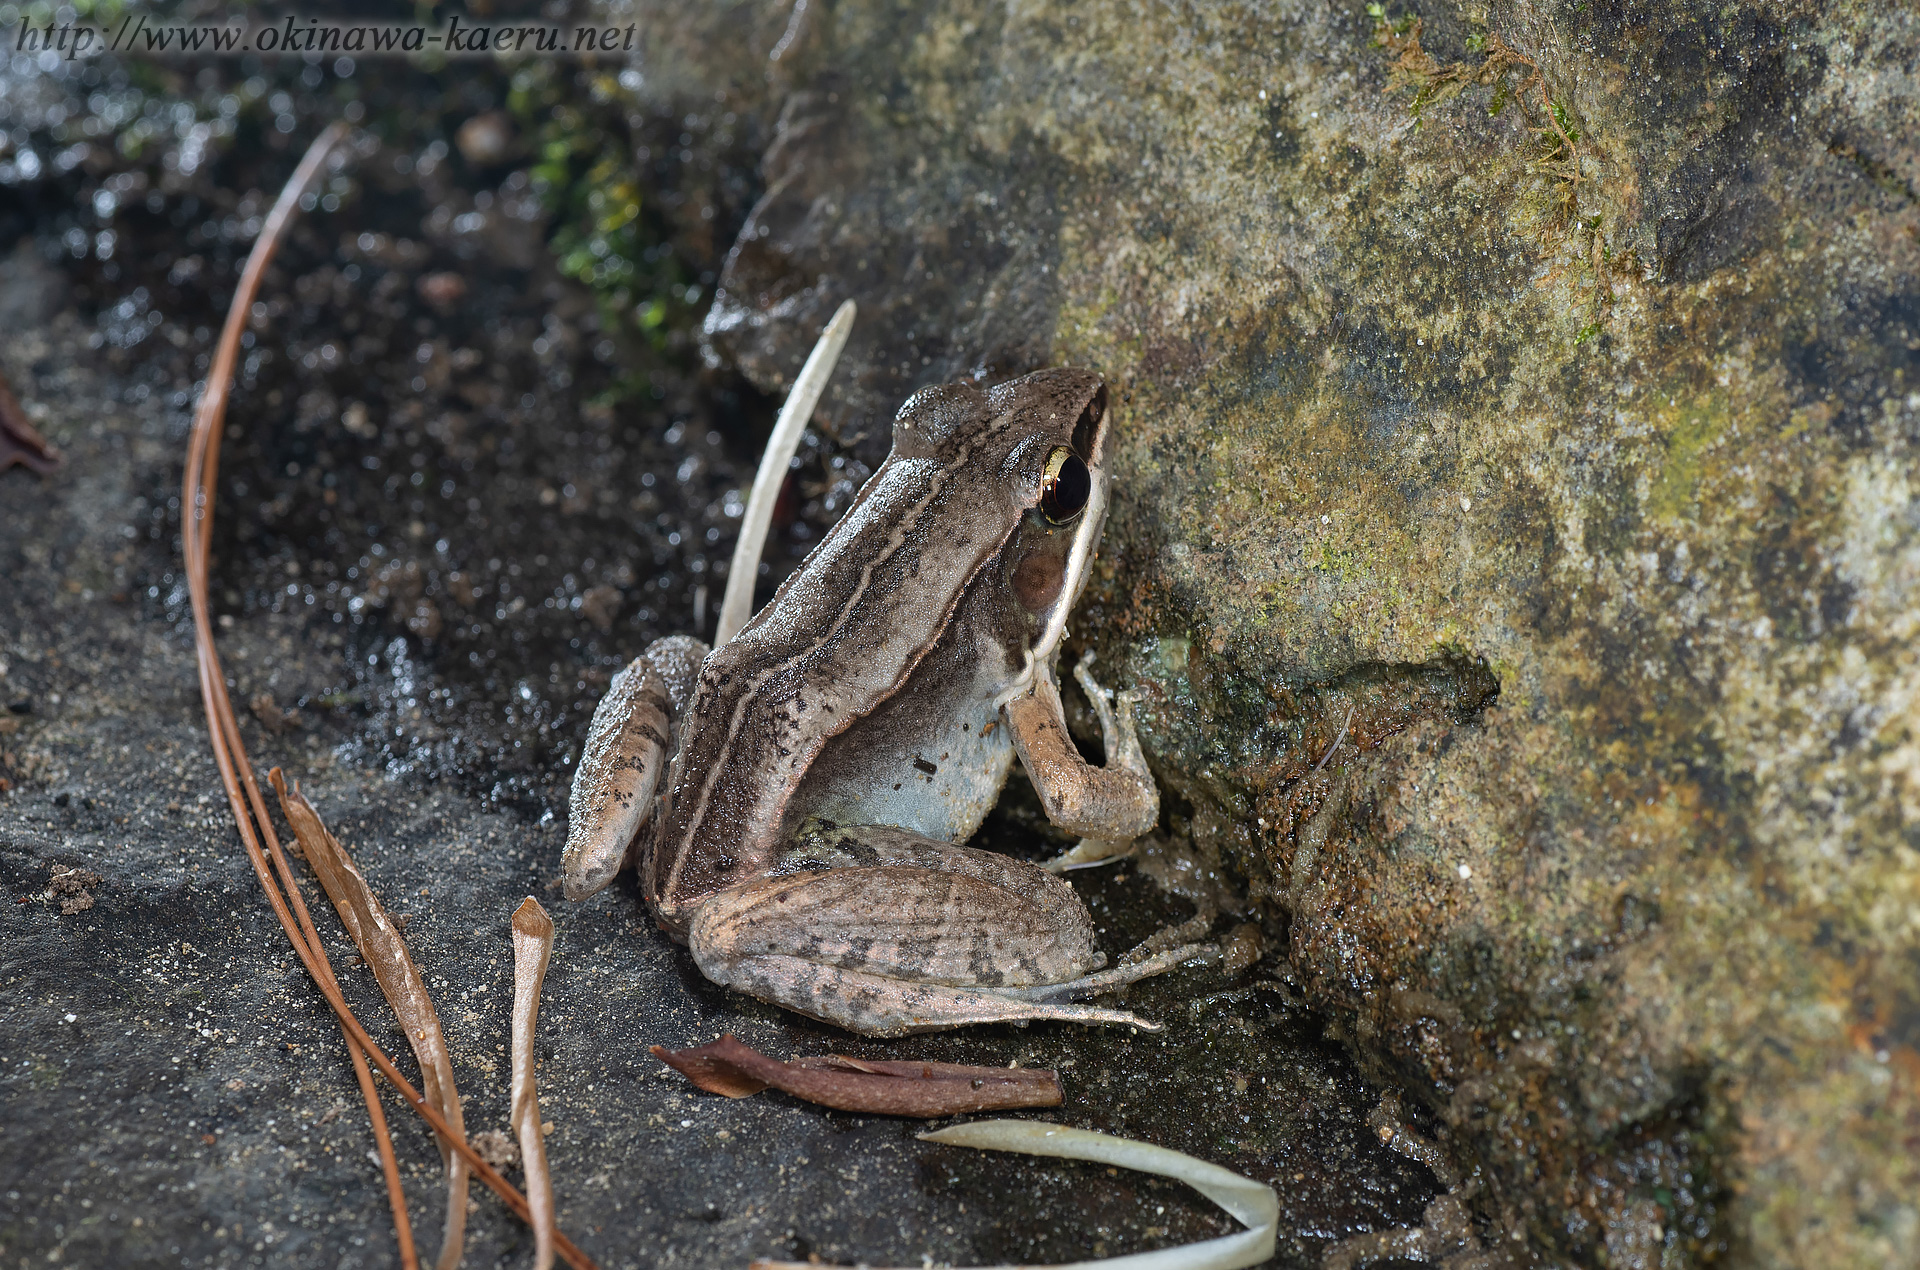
[798,701,1015,841]
[787,614,1022,844]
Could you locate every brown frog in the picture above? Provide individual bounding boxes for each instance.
[562,369,1201,1036]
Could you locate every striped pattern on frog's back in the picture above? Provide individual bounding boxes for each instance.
[645,368,1105,932]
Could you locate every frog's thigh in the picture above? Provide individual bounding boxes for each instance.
[695,865,1099,987]
[688,858,1151,1036]
[705,955,1164,1037]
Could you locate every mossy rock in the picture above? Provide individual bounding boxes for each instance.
[643,0,1920,1263]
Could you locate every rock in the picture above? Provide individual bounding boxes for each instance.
[657,0,1920,1262]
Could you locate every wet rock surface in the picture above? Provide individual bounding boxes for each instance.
[671,0,1920,1266]
[0,10,1444,1268]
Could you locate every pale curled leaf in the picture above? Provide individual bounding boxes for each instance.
[714,298,855,644]
[748,1120,1277,1270]
[270,770,471,1270]
[512,897,557,1270]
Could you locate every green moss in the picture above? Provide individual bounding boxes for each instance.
[1647,393,1730,523]
[509,61,696,395]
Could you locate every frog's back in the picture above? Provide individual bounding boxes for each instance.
[646,370,1103,929]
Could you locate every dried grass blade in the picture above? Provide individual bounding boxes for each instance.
[271,770,471,1270]
[512,898,558,1270]
[714,298,854,644]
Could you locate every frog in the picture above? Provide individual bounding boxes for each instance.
[561,368,1205,1037]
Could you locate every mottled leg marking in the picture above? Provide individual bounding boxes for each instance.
[562,636,709,900]
[688,825,1196,1036]
[699,956,1166,1039]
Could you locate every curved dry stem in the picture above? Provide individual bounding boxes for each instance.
[181,120,420,1270]
[182,120,599,1270]
[512,898,558,1270]
[714,298,855,644]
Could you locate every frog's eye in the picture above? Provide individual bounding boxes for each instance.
[1040,446,1090,525]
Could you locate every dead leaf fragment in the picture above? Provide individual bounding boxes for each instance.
[249,692,300,734]
[0,367,60,477]
[652,1034,1065,1117]
[49,864,102,914]
[270,770,471,1270]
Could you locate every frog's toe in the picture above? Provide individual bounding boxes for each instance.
[560,825,634,900]
[1010,942,1221,1002]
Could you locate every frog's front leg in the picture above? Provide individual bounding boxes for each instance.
[1003,655,1159,842]
[563,635,708,900]
[686,827,1199,1037]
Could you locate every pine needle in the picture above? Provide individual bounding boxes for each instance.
[182,121,601,1270]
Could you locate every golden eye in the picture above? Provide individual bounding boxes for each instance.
[1041,446,1090,525]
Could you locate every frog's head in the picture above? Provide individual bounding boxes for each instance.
[981,369,1111,679]
[888,368,1110,694]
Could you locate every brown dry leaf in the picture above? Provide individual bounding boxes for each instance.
[0,366,59,477]
[270,769,471,1270]
[250,692,300,734]
[652,1034,1065,1117]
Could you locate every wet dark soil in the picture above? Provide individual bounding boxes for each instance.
[1,15,1442,1267]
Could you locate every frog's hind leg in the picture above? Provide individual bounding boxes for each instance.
[687,826,1209,1037]
[708,956,1172,1038]
[563,636,709,900]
